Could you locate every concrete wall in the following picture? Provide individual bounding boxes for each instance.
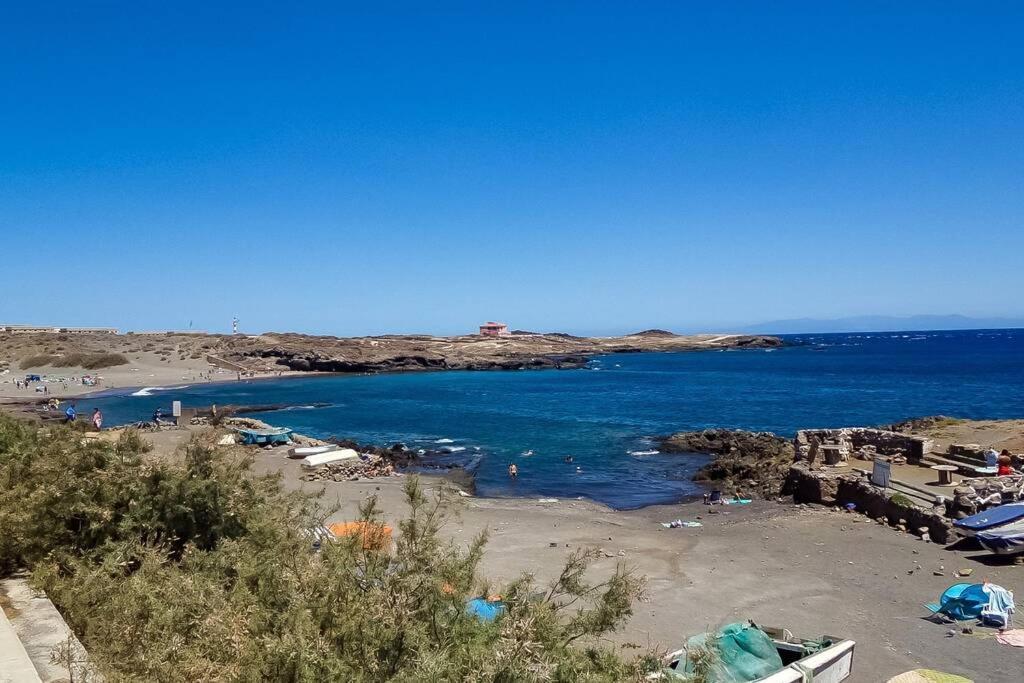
[0,577,98,682]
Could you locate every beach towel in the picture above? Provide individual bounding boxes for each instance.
[995,629,1024,647]
[662,520,702,528]
[327,522,393,550]
[981,583,1015,628]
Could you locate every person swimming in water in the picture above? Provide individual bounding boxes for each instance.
[508,463,518,478]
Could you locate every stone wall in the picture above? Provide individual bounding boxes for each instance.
[794,428,933,463]
[787,463,954,543]
[948,443,985,460]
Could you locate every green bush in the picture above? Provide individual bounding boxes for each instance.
[0,415,653,681]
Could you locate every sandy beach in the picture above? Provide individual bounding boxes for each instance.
[0,343,316,401]
[118,424,1022,682]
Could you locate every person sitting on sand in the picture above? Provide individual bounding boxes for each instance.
[508,463,518,478]
[92,408,103,431]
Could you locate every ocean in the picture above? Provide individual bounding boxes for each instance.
[82,329,1024,509]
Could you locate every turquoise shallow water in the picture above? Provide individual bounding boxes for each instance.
[82,329,1024,509]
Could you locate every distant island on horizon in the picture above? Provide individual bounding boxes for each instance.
[738,314,1024,335]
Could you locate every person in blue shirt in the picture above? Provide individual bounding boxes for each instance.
[64,403,76,423]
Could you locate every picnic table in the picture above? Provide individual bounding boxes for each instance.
[931,464,959,486]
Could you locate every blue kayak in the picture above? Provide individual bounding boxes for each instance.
[953,502,1024,537]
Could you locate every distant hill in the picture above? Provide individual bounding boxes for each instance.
[740,314,1024,334]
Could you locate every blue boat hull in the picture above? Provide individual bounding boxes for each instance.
[977,520,1024,555]
[237,428,293,445]
[953,502,1024,537]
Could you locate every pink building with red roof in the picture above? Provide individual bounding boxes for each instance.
[478,322,510,337]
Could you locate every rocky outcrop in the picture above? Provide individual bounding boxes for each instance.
[253,348,591,373]
[215,332,781,376]
[884,416,964,432]
[657,429,795,497]
[326,438,478,492]
[632,329,676,337]
[0,329,782,380]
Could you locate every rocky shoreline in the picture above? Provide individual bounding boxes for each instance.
[222,416,478,491]
[656,428,795,497]
[222,331,783,374]
[0,329,783,384]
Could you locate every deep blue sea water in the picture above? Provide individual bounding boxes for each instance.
[81,330,1024,509]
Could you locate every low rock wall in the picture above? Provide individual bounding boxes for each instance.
[795,428,933,462]
[787,463,954,543]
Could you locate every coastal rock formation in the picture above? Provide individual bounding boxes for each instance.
[657,429,795,497]
[326,438,478,492]
[0,330,782,380]
[213,331,782,375]
[884,415,964,432]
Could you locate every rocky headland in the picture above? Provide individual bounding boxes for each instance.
[0,329,782,386]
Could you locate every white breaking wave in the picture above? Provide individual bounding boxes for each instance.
[628,449,660,456]
[441,446,466,453]
[435,438,455,444]
[131,386,187,397]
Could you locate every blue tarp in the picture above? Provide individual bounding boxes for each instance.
[236,427,292,445]
[978,526,1024,555]
[466,598,505,622]
[953,502,1024,533]
[925,583,989,621]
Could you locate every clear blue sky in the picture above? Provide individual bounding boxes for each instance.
[2,3,1021,335]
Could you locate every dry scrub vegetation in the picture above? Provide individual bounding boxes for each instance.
[19,352,129,370]
[0,416,657,682]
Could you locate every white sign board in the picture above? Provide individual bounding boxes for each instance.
[172,400,182,417]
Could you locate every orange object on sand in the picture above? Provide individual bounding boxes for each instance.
[328,522,393,549]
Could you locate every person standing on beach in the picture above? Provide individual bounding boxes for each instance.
[64,403,76,423]
[92,408,103,431]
